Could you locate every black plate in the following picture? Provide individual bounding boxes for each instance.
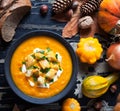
[4,30,78,104]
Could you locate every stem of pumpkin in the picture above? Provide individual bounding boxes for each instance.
[105,73,119,86]
[114,20,120,35]
[70,103,75,109]
[105,54,114,62]
[116,20,120,27]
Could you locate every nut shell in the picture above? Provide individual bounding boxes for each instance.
[79,16,94,29]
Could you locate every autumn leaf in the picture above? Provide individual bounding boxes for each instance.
[62,1,83,38]
[62,15,80,38]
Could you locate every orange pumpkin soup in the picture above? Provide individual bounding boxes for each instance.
[11,36,72,98]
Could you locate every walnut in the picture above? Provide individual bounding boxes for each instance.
[78,16,94,29]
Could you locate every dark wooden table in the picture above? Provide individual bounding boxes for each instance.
[0,0,119,111]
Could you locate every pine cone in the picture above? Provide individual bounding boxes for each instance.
[80,0,102,16]
[52,0,72,14]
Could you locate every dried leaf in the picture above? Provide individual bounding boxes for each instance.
[62,1,83,38]
[0,0,16,18]
[0,0,15,9]
[12,104,20,111]
[62,15,79,38]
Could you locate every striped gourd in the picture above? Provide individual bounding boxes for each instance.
[82,73,119,98]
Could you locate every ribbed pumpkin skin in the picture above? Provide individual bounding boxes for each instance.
[98,0,120,33]
[62,98,81,111]
[82,73,119,98]
[76,37,103,64]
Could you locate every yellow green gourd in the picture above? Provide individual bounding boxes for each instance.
[82,73,119,98]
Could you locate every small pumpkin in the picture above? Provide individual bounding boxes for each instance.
[98,0,120,34]
[82,73,119,98]
[76,37,103,64]
[62,98,81,111]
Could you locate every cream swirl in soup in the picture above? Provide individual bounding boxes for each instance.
[21,47,63,88]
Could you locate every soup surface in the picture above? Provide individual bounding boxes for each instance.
[11,36,72,98]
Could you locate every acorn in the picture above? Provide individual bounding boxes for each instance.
[52,0,72,14]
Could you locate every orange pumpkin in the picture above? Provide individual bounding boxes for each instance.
[62,98,81,111]
[98,0,120,34]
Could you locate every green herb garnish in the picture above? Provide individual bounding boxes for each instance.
[19,67,22,71]
[55,53,58,59]
[41,56,47,60]
[31,54,35,59]
[52,61,58,64]
[32,75,37,82]
[46,47,51,52]
[40,68,50,73]
[28,65,39,69]
[22,61,26,64]
[44,82,47,87]
[59,66,62,71]
[33,66,39,69]
[40,50,45,54]
[50,79,54,83]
